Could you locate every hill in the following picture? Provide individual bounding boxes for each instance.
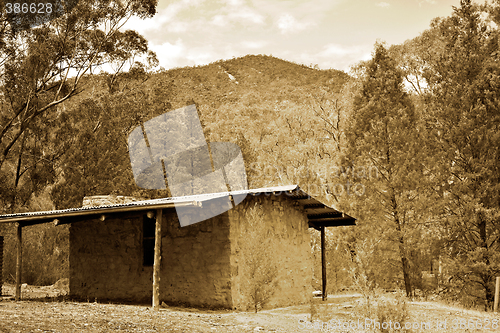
[49,54,350,210]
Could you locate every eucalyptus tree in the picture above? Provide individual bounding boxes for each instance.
[385,0,500,307]
[420,0,500,307]
[0,0,157,212]
[346,43,423,297]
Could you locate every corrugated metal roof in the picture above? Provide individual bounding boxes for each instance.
[0,197,200,224]
[0,185,355,227]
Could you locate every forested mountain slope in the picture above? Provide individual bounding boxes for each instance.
[21,55,349,211]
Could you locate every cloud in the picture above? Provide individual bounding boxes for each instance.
[240,40,269,49]
[120,0,375,72]
[376,2,390,8]
[228,8,265,25]
[276,13,313,34]
[418,0,436,5]
[211,14,228,27]
[148,39,188,68]
[224,0,244,6]
[283,43,372,71]
[253,0,340,19]
[148,38,241,70]
[209,0,265,28]
[122,0,206,38]
[321,44,364,57]
[167,21,190,33]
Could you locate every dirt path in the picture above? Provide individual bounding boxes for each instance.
[0,283,311,332]
[0,300,312,332]
[1,284,499,332]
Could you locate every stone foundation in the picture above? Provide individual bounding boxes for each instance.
[82,195,141,208]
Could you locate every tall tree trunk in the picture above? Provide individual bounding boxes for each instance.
[11,133,26,209]
[478,218,493,309]
[398,235,413,298]
[392,195,412,297]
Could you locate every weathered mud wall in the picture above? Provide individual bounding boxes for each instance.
[160,209,232,308]
[69,194,311,309]
[229,194,312,311]
[69,214,153,302]
[69,208,233,307]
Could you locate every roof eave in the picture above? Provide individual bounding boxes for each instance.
[0,201,201,226]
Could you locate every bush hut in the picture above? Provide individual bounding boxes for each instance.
[0,185,354,310]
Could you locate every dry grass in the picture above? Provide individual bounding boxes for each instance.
[1,285,499,332]
[310,292,500,333]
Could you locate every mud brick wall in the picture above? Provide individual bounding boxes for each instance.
[160,208,232,308]
[69,194,311,309]
[229,194,312,311]
[69,214,153,302]
[69,207,233,307]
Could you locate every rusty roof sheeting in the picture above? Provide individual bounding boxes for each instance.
[0,185,355,227]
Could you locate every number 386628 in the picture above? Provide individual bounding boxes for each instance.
[5,2,53,14]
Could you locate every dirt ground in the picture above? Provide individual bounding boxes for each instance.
[1,283,499,332]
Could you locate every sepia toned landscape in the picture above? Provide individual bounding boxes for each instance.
[1,0,500,331]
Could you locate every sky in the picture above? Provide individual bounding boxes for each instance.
[123,0,465,72]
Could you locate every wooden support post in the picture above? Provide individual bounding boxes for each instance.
[0,236,3,296]
[15,223,22,301]
[152,209,162,310]
[494,276,500,312]
[321,226,327,301]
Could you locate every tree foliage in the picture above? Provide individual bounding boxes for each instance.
[421,0,500,307]
[0,0,157,213]
[345,0,500,307]
[344,43,425,297]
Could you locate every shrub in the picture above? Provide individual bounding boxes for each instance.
[354,291,411,333]
[376,293,410,333]
[240,203,278,312]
